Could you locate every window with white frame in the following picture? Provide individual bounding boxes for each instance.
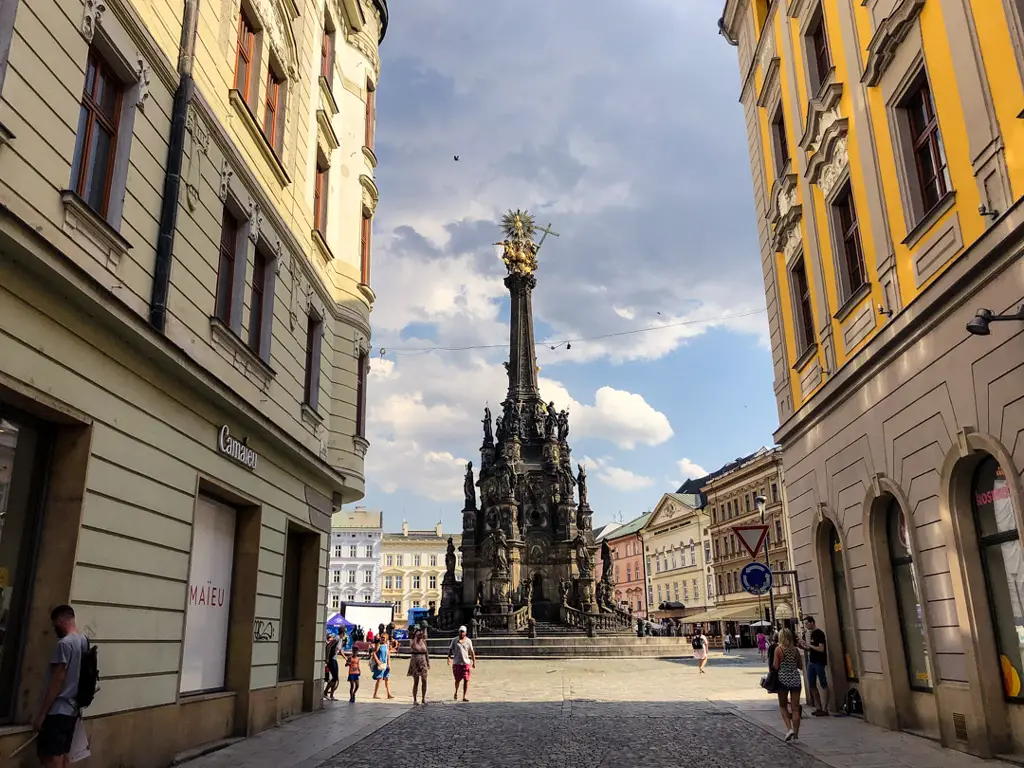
[364,570,372,584]
[330,594,340,610]
[349,545,358,558]
[413,554,421,567]
[331,570,340,584]
[347,570,355,584]
[333,545,342,558]
[395,576,403,589]
[396,555,404,567]
[429,554,437,567]
[386,555,393,567]
[364,595,371,602]
[412,576,420,589]
[384,576,393,589]
[365,546,373,558]
[429,575,437,589]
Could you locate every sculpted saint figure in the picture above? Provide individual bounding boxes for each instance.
[482,406,493,445]
[577,464,589,507]
[464,462,476,510]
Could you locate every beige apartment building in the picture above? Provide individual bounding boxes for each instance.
[381,523,461,627]
[722,0,1024,757]
[642,494,714,622]
[697,448,795,645]
[0,0,386,765]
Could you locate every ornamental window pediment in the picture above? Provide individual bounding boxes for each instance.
[863,0,926,86]
[799,81,844,155]
[251,0,300,79]
[768,174,803,261]
[799,81,849,197]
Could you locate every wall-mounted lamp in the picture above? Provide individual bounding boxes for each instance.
[978,204,999,220]
[966,305,1024,336]
[877,303,893,319]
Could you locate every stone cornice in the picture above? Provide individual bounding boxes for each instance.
[798,81,843,153]
[756,57,781,108]
[862,0,925,86]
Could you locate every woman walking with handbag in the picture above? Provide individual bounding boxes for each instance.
[773,628,805,742]
[407,628,430,704]
[371,636,394,699]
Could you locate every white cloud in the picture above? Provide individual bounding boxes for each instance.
[676,458,708,482]
[582,455,655,491]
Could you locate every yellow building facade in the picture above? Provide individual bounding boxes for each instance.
[381,523,462,626]
[0,0,386,764]
[723,0,1024,757]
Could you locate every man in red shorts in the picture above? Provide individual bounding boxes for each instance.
[447,625,477,702]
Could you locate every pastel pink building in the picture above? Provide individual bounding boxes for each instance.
[596,513,652,618]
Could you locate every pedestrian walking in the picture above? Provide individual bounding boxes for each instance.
[724,633,731,654]
[757,630,767,661]
[447,625,477,701]
[323,632,341,700]
[800,615,830,715]
[346,652,361,702]
[32,605,91,767]
[691,625,709,673]
[407,628,430,705]
[774,628,804,742]
[371,636,394,699]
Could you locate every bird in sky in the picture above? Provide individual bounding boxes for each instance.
[454,155,460,161]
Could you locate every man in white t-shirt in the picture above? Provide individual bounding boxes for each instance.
[447,626,477,702]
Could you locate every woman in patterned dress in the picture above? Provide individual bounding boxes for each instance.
[407,628,431,704]
[773,628,805,742]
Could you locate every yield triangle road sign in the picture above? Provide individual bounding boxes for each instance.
[732,524,769,559]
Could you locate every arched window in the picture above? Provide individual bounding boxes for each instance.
[828,524,857,680]
[887,499,933,690]
[972,456,1024,700]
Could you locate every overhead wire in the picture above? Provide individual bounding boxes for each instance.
[378,308,767,357]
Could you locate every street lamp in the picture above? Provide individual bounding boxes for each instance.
[966,305,1024,336]
[755,495,776,628]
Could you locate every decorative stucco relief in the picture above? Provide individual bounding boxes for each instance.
[251,0,299,78]
[81,0,107,42]
[799,82,843,154]
[184,106,210,212]
[816,136,849,197]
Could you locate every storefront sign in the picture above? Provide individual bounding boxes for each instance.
[217,425,258,471]
[179,496,236,694]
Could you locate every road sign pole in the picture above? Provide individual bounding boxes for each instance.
[762,506,776,627]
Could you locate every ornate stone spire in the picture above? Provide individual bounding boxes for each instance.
[494,209,541,403]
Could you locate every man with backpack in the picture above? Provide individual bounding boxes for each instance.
[33,605,96,766]
[691,625,709,673]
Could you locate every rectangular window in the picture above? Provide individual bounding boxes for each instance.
[320,26,334,83]
[364,570,372,583]
[278,528,306,681]
[771,482,779,502]
[412,576,420,589]
[806,5,832,94]
[386,555,393,567]
[395,576,403,589]
[356,352,368,438]
[333,545,342,558]
[429,575,437,589]
[364,546,373,558]
[349,545,357,558]
[364,595,371,602]
[717,574,723,595]
[429,554,438,567]
[332,570,340,584]
[331,594,340,610]
[364,80,375,149]
[770,104,789,177]
[904,79,948,215]
[234,9,255,98]
[215,208,240,325]
[303,313,323,408]
[248,247,268,355]
[396,554,404,567]
[313,163,328,235]
[833,182,866,300]
[263,68,282,151]
[413,554,421,567]
[791,256,815,353]
[347,570,356,584]
[360,215,372,285]
[70,49,123,217]
[385,576,393,589]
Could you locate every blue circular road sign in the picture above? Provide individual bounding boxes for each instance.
[740,562,773,596]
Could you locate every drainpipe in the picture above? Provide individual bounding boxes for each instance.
[150,0,200,332]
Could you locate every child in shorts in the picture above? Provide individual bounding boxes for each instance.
[346,653,361,702]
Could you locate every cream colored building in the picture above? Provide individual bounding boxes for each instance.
[0,0,386,764]
[641,493,714,622]
[381,523,461,626]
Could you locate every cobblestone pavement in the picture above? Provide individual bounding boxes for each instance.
[182,651,1016,768]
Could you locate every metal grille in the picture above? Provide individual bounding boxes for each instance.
[953,712,969,742]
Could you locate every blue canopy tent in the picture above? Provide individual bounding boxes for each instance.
[326,613,356,650]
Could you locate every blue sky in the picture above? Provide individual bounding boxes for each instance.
[359,0,778,533]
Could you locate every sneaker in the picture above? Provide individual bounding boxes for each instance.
[791,736,800,743]
[784,729,794,742]
[812,709,829,717]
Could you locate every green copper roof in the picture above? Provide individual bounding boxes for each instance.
[600,512,652,540]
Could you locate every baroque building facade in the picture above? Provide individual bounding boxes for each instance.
[642,495,713,623]
[598,514,650,617]
[380,522,461,626]
[328,508,383,613]
[0,0,386,764]
[722,0,1024,757]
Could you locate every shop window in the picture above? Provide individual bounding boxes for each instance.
[0,413,51,721]
[828,523,858,680]
[180,496,237,693]
[278,525,317,681]
[887,499,933,690]
[972,456,1024,700]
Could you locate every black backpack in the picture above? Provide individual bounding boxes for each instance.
[76,640,99,710]
[691,635,704,650]
[843,687,864,715]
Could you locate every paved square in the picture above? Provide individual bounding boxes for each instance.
[320,653,826,768]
